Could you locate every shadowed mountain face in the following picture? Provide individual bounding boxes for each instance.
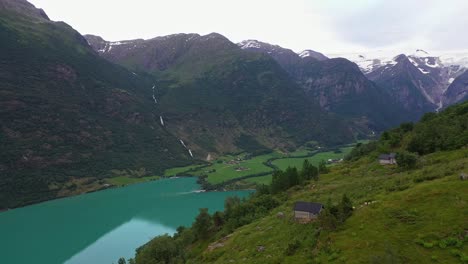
[0,1,192,208]
[236,40,410,130]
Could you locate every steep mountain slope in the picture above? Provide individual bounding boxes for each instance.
[237,40,409,129]
[367,54,439,115]
[0,0,191,208]
[444,70,468,106]
[293,58,409,128]
[84,34,356,158]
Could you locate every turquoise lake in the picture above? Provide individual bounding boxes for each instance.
[0,177,252,264]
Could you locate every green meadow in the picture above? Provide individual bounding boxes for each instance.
[162,144,358,186]
[105,175,161,186]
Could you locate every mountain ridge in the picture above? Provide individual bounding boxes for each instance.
[331,49,468,109]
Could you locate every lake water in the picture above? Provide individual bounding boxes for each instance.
[0,177,252,264]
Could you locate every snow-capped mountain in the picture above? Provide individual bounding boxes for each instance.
[328,49,468,74]
[237,40,328,68]
[329,49,468,109]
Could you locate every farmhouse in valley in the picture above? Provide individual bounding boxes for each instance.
[379,153,397,165]
[293,201,323,220]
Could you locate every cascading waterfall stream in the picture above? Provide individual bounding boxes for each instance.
[152,84,193,158]
[159,116,164,126]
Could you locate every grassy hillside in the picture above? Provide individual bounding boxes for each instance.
[130,101,468,264]
[195,148,467,263]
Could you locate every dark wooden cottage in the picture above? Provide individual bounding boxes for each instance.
[293,201,323,220]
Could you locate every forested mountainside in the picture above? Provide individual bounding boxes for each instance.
[131,101,468,264]
[85,33,357,158]
[0,0,192,209]
[90,35,416,132]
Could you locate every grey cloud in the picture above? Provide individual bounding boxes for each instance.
[329,0,468,50]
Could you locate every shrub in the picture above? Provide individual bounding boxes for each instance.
[285,239,301,256]
[438,240,447,249]
[396,151,418,170]
[423,242,434,248]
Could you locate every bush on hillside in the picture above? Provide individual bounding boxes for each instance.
[396,151,418,170]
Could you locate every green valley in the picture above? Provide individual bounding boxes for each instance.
[131,101,468,264]
[162,144,355,187]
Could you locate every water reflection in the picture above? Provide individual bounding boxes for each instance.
[65,218,175,264]
[0,178,252,264]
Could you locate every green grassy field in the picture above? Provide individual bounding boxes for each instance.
[163,164,208,177]
[272,146,353,170]
[243,174,273,185]
[161,145,360,186]
[199,148,468,263]
[105,175,161,186]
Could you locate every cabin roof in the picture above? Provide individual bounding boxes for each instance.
[294,201,323,214]
[379,153,396,160]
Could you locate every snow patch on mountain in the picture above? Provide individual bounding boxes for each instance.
[329,49,468,73]
[238,40,262,49]
[328,50,399,73]
[298,50,329,61]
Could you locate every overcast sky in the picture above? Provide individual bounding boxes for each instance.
[29,0,468,54]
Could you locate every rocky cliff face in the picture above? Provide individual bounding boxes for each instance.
[237,40,409,129]
[367,54,439,115]
[443,70,468,106]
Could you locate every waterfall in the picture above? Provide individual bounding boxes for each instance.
[160,116,164,126]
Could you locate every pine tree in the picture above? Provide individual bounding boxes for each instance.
[192,208,213,239]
